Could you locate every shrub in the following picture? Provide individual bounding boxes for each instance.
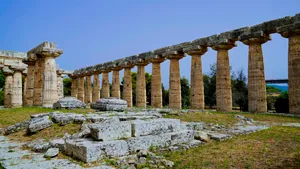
[274,91,289,113]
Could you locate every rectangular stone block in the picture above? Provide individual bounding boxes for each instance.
[90,121,131,141]
[131,119,181,137]
[166,130,194,146]
[65,139,129,163]
[126,134,171,153]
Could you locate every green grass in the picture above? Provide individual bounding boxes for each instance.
[165,111,300,126]
[162,126,300,169]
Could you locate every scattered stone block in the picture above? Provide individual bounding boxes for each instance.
[5,120,30,135]
[49,139,65,151]
[194,131,209,142]
[167,130,194,145]
[30,113,50,119]
[181,122,205,131]
[53,97,86,109]
[90,119,131,141]
[27,116,53,133]
[44,148,59,158]
[91,98,127,111]
[126,134,171,153]
[131,119,181,137]
[208,133,232,141]
[51,113,76,126]
[65,139,129,162]
[26,139,51,153]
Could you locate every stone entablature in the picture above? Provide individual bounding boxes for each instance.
[73,13,300,76]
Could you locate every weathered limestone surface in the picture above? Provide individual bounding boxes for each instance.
[77,77,85,102]
[10,65,26,108]
[85,75,92,104]
[90,120,131,141]
[43,56,59,108]
[33,57,45,106]
[167,54,184,109]
[131,119,181,137]
[213,42,236,112]
[136,64,147,108]
[24,61,35,106]
[123,67,133,107]
[186,46,208,110]
[241,33,269,113]
[53,97,86,109]
[101,72,110,98]
[92,74,100,102]
[23,76,27,105]
[70,77,78,98]
[27,116,53,133]
[111,70,121,98]
[91,98,127,111]
[150,58,164,108]
[3,67,13,108]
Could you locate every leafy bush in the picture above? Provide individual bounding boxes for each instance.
[0,90,4,106]
[274,91,289,113]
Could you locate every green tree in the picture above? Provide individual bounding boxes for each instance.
[181,76,190,109]
[0,71,5,105]
[204,64,216,108]
[162,84,169,107]
[266,86,281,93]
[63,77,72,96]
[232,68,248,111]
[274,91,289,113]
[145,73,152,106]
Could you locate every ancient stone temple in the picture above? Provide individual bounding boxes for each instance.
[0,13,299,114]
[71,13,300,114]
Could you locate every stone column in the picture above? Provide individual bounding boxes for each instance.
[212,41,236,112]
[3,67,14,108]
[166,53,184,109]
[85,75,92,104]
[10,65,26,108]
[56,70,64,100]
[92,74,100,102]
[111,68,122,99]
[33,57,45,106]
[70,75,78,98]
[278,27,300,114]
[150,57,165,108]
[123,65,134,107]
[23,75,27,105]
[77,76,85,102]
[186,46,208,110]
[23,60,35,106]
[42,55,60,107]
[101,72,110,98]
[241,33,270,113]
[136,62,148,108]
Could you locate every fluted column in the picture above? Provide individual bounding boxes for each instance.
[10,65,26,108]
[186,46,208,110]
[136,62,148,108]
[42,55,59,107]
[23,75,27,105]
[111,68,122,99]
[278,26,300,114]
[212,41,236,112]
[23,61,35,106]
[241,32,270,113]
[77,76,85,102]
[166,53,184,109]
[3,67,14,108]
[150,57,165,108]
[70,75,78,98]
[33,57,45,106]
[92,74,100,102]
[123,65,134,107]
[56,70,64,100]
[84,75,92,104]
[101,72,110,98]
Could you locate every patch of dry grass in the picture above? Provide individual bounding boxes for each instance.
[0,107,94,128]
[162,126,300,169]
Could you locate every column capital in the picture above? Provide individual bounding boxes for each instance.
[22,57,36,65]
[136,58,149,66]
[28,42,63,58]
[2,66,14,76]
[111,66,123,71]
[183,45,208,56]
[150,55,165,63]
[239,31,271,45]
[9,64,27,72]
[211,39,237,51]
[277,22,300,38]
[121,62,135,69]
[163,51,184,60]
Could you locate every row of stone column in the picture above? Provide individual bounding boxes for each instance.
[71,30,299,113]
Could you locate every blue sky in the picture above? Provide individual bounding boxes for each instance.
[0,0,299,88]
